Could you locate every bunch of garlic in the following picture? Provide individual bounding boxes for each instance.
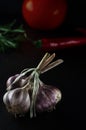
[3,53,63,118]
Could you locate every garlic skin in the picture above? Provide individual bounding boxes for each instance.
[6,74,19,88]
[3,88,30,115]
[6,74,27,90]
[35,83,62,112]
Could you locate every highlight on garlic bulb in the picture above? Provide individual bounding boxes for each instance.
[3,52,63,118]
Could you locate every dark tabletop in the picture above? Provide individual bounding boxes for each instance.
[0,0,86,130]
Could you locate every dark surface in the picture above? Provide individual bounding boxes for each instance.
[0,0,86,130]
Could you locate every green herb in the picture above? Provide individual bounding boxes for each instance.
[0,20,27,52]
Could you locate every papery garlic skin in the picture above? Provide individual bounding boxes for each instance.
[6,74,19,88]
[35,83,62,112]
[3,88,30,115]
[6,74,27,90]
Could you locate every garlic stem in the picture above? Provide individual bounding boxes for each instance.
[33,72,39,117]
[36,53,49,71]
[30,72,39,118]
[21,81,31,90]
[20,68,30,73]
[41,59,64,74]
[21,68,35,75]
[39,53,55,71]
[21,71,36,90]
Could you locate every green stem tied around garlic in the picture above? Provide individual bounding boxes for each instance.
[3,52,63,118]
[30,72,39,118]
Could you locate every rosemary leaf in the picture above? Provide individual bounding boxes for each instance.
[0,20,27,52]
[6,40,17,48]
[0,27,10,32]
[11,29,25,33]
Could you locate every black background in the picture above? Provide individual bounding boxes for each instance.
[0,0,86,130]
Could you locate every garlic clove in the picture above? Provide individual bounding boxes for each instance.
[35,83,62,112]
[3,91,11,109]
[3,88,30,115]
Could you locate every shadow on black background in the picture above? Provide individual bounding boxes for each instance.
[0,0,86,130]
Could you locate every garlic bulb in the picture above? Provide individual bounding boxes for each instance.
[6,74,27,90]
[3,88,30,115]
[3,52,63,118]
[35,82,62,112]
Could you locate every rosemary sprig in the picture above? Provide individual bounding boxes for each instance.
[0,20,27,52]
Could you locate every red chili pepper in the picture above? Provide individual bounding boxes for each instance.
[34,37,86,51]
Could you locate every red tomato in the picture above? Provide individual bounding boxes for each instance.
[22,0,67,30]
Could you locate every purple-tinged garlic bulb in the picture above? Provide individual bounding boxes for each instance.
[6,74,27,90]
[35,82,62,112]
[3,87,30,115]
[3,52,63,118]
